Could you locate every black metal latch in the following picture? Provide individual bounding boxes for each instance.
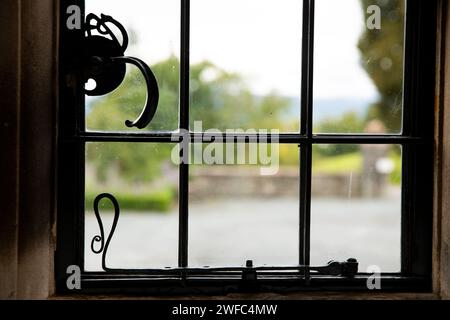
[83,13,159,129]
[241,258,359,282]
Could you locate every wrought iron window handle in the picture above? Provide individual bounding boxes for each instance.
[83,13,159,129]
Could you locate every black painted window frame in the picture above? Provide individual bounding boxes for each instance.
[56,0,437,294]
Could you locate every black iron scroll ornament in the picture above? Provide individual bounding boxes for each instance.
[83,13,159,129]
[91,193,120,272]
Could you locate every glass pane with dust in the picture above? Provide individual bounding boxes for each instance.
[314,0,405,134]
[311,144,402,272]
[190,0,302,132]
[84,142,179,270]
[188,143,299,267]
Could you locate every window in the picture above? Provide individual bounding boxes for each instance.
[57,0,436,294]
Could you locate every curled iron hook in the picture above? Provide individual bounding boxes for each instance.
[111,56,159,129]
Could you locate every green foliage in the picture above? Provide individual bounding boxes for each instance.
[389,148,402,185]
[86,143,173,183]
[86,58,295,186]
[190,61,292,130]
[316,112,365,134]
[278,145,299,166]
[315,112,364,157]
[85,187,175,212]
[358,0,405,131]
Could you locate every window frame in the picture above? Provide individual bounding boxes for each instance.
[56,0,437,294]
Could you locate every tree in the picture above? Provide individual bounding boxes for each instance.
[189,61,291,131]
[315,112,364,157]
[358,0,405,132]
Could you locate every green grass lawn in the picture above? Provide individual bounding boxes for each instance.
[312,152,362,174]
[312,151,402,185]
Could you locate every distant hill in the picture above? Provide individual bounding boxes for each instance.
[284,97,375,122]
[87,94,375,124]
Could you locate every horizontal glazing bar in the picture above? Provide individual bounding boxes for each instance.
[74,132,425,144]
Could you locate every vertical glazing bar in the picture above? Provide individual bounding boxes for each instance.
[178,0,190,268]
[299,0,315,270]
[401,0,436,276]
[401,0,415,137]
[79,1,87,272]
[300,0,311,137]
[306,0,315,137]
[299,147,312,267]
[400,0,414,275]
[57,0,87,286]
[299,0,309,268]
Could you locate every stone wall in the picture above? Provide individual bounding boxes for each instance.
[189,167,374,200]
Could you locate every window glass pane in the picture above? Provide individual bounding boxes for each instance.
[190,0,302,132]
[311,144,402,272]
[188,143,299,267]
[314,0,405,134]
[84,142,179,270]
[85,0,180,132]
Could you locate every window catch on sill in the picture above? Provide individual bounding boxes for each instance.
[242,260,258,282]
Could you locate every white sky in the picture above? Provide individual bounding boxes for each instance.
[86,0,378,100]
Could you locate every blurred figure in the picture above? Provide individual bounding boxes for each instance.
[361,120,392,198]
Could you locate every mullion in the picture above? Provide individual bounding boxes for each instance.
[178,0,190,268]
